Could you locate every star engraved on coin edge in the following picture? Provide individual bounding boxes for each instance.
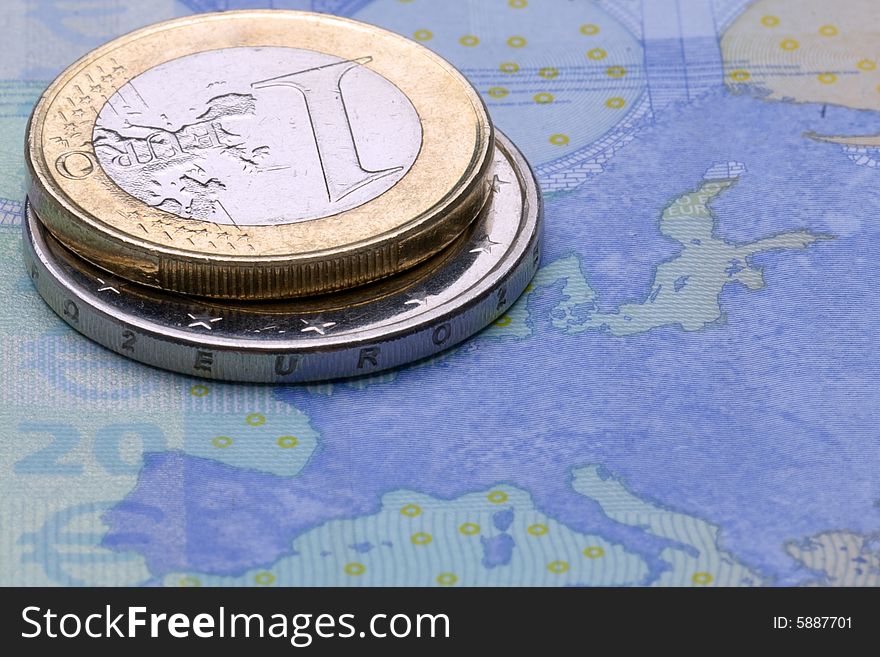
[300,317,337,335]
[469,234,501,255]
[404,294,438,309]
[490,174,511,194]
[187,312,223,330]
[96,276,121,294]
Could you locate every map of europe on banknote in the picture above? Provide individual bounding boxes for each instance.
[1,0,878,587]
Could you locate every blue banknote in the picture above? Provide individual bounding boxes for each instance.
[1,0,878,587]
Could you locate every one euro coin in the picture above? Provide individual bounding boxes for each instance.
[26,10,494,299]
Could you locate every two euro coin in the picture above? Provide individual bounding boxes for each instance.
[23,133,541,382]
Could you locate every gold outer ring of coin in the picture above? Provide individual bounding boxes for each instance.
[25,10,494,299]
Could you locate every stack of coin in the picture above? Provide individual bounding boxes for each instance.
[22,10,542,383]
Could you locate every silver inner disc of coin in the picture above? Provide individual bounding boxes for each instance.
[93,46,423,225]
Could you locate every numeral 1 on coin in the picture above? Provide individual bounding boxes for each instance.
[252,56,401,204]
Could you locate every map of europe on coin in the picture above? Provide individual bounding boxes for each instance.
[1,0,879,586]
